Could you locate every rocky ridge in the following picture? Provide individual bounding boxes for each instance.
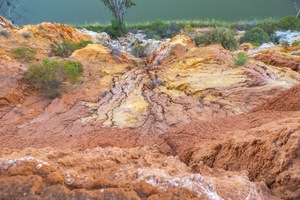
[0,20,299,199]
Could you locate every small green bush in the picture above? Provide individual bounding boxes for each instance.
[292,40,300,47]
[145,29,159,39]
[230,24,243,31]
[25,59,84,98]
[240,27,270,46]
[146,20,169,39]
[52,40,93,57]
[103,20,128,39]
[257,23,279,35]
[12,47,36,63]
[131,44,147,57]
[281,41,290,49]
[270,34,280,44]
[278,16,300,31]
[194,35,205,46]
[166,22,183,38]
[232,52,249,66]
[183,24,194,33]
[194,28,238,50]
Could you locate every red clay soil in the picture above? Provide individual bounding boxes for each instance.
[160,110,295,161]
[0,117,172,154]
[253,84,300,111]
[160,84,300,199]
[161,83,300,161]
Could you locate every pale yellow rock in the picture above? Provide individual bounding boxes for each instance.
[112,89,149,128]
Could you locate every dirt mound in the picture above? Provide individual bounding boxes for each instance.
[253,84,300,111]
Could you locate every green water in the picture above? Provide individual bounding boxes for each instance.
[24,0,295,25]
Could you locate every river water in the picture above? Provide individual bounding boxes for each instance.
[23,0,295,25]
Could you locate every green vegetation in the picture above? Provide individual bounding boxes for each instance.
[100,0,135,23]
[292,40,300,47]
[12,47,36,63]
[78,16,300,47]
[144,21,184,39]
[278,16,300,31]
[131,44,147,57]
[232,52,249,66]
[145,20,168,39]
[51,40,93,57]
[102,20,128,38]
[79,17,278,37]
[100,0,136,38]
[257,23,279,35]
[281,41,290,49]
[194,28,238,50]
[25,59,84,98]
[183,24,194,33]
[240,27,270,46]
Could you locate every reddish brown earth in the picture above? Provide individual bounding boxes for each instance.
[0,20,299,199]
[255,46,300,72]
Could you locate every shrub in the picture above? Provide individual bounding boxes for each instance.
[232,52,249,66]
[240,27,270,46]
[146,20,169,39]
[270,34,280,44]
[25,59,84,98]
[230,24,243,31]
[12,47,36,63]
[183,24,194,33]
[131,44,147,57]
[292,40,300,47]
[257,23,279,35]
[194,35,204,46]
[166,22,183,38]
[278,16,300,31]
[194,28,238,50]
[146,29,160,40]
[281,41,290,49]
[103,20,128,39]
[52,40,93,57]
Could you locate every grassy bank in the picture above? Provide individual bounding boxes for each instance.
[78,17,278,33]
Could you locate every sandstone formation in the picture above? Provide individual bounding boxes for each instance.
[0,19,299,199]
